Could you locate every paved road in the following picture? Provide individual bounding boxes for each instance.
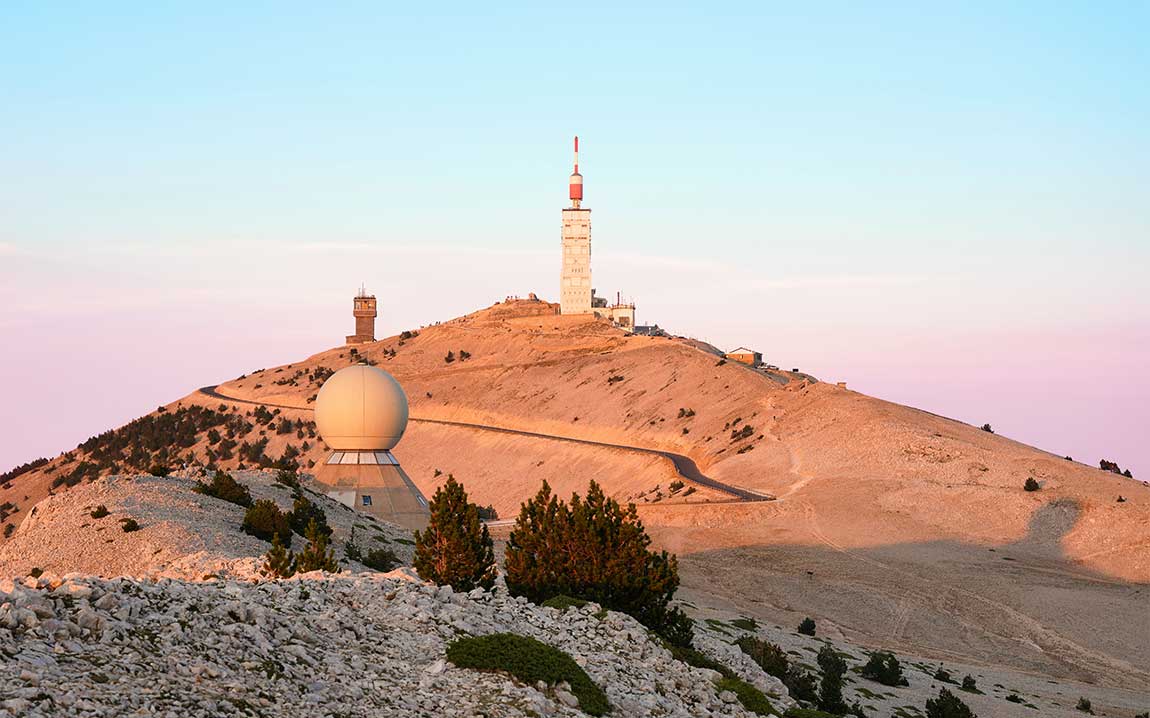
[198,385,773,502]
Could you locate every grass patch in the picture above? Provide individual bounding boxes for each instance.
[446,633,608,716]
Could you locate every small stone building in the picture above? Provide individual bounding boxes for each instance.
[725,347,762,367]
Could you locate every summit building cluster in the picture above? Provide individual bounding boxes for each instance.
[559,136,636,331]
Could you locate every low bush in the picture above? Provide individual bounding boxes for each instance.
[861,651,908,687]
[925,687,976,718]
[362,547,399,572]
[148,464,171,477]
[446,633,608,716]
[730,616,757,631]
[3,524,14,538]
[120,518,141,533]
[960,675,980,693]
[1076,697,1093,714]
[934,667,954,683]
[274,470,301,490]
[1005,694,1024,704]
[194,470,253,507]
[90,505,110,519]
[288,494,332,537]
[980,424,994,433]
[243,500,292,545]
[542,595,589,611]
[1024,478,1040,492]
[736,635,789,679]
[785,710,840,718]
[716,676,775,716]
[798,617,816,636]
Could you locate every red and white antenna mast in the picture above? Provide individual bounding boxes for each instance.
[569,135,583,208]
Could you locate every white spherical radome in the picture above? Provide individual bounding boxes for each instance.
[314,364,409,451]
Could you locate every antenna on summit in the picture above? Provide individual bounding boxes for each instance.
[569,135,583,208]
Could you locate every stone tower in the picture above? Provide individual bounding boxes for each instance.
[560,136,593,315]
[346,287,377,344]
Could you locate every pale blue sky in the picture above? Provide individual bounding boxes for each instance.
[1,2,1148,476]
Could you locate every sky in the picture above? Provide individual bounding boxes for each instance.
[1,2,1147,478]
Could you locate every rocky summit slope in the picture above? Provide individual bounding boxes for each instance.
[0,570,791,718]
[2,297,1148,697]
[0,471,413,581]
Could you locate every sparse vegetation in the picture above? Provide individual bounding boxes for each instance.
[669,480,685,492]
[444,351,455,364]
[194,470,253,507]
[669,644,776,716]
[933,667,954,683]
[120,518,141,533]
[414,475,496,591]
[677,407,695,419]
[1024,477,1041,492]
[1075,697,1093,714]
[731,424,755,442]
[925,687,976,718]
[242,500,292,545]
[798,617,816,635]
[3,524,14,538]
[1099,459,1133,478]
[607,374,625,384]
[861,651,909,687]
[90,505,110,519]
[960,675,980,694]
[0,457,49,485]
[148,463,171,477]
[980,424,994,433]
[448,633,609,715]
[505,480,691,647]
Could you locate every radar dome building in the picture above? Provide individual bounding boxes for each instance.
[312,364,429,531]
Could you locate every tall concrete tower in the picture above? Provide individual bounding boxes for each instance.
[346,286,377,344]
[560,136,593,315]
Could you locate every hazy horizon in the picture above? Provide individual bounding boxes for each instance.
[2,3,1147,478]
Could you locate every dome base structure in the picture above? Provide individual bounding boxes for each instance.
[313,451,429,532]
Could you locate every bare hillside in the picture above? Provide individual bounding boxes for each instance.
[2,297,1147,693]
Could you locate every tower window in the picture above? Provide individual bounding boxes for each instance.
[361,495,373,506]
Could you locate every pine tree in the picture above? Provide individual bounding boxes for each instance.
[504,480,691,646]
[262,534,295,578]
[294,518,341,573]
[414,475,496,591]
[817,644,849,715]
[925,688,977,718]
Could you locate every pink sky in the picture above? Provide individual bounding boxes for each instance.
[2,242,1146,481]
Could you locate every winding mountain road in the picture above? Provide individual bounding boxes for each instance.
[198,385,772,502]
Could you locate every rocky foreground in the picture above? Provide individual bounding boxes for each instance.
[0,570,790,718]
